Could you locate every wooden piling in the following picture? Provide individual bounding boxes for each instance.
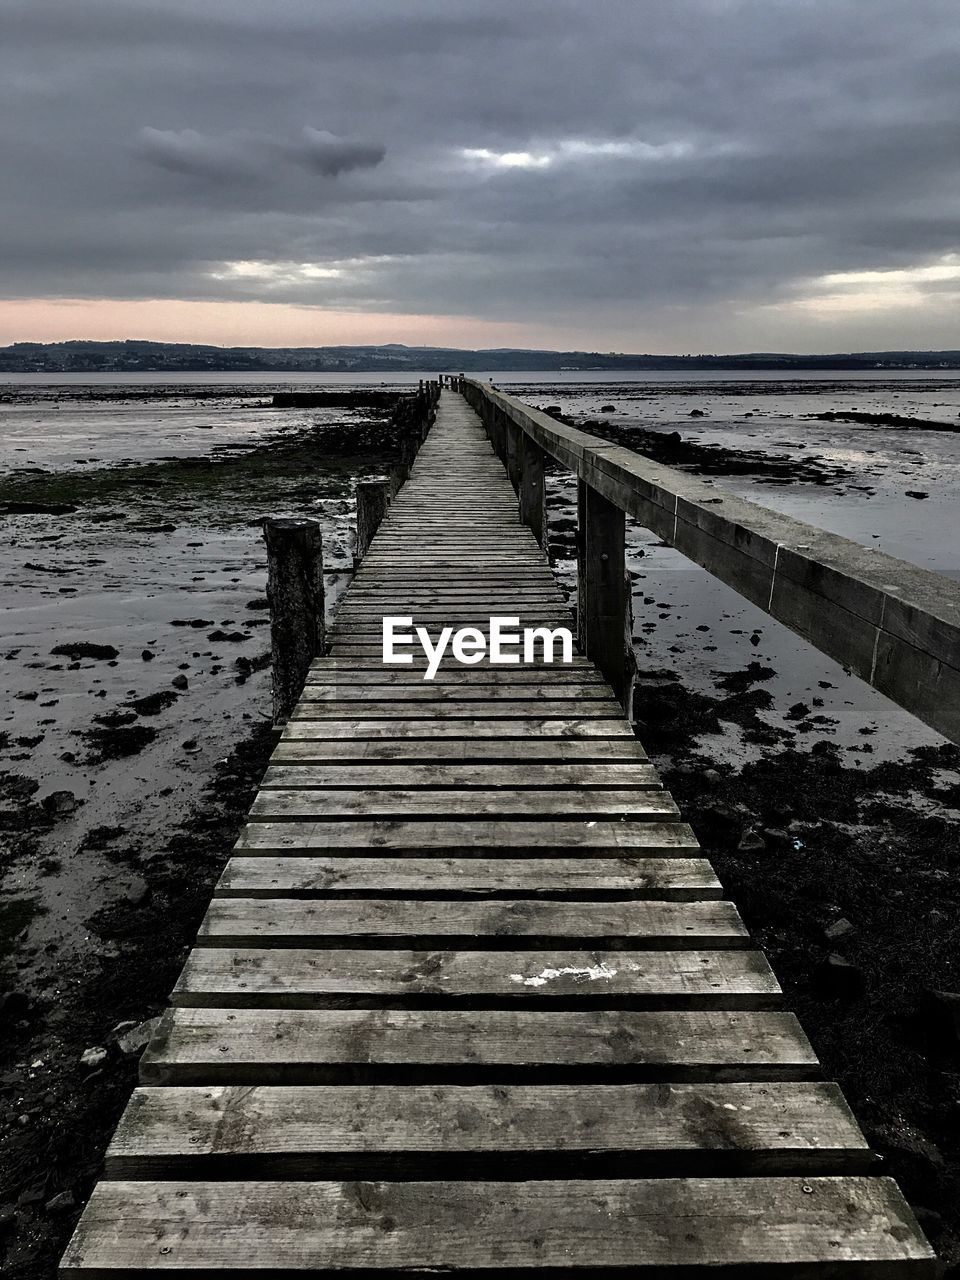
[263,517,324,726]
[577,480,628,704]
[355,478,392,566]
[518,431,547,547]
[504,418,521,494]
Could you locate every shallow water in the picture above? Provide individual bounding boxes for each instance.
[523,377,960,769]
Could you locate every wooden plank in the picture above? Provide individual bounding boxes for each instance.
[214,856,720,900]
[289,701,625,719]
[197,899,747,948]
[140,1007,819,1085]
[260,763,661,790]
[248,789,680,821]
[233,819,700,853]
[332,645,597,660]
[63,1176,933,1275]
[104,1081,874,1179]
[295,686,611,703]
[312,665,599,675]
[304,668,600,684]
[172,947,780,1009]
[271,739,649,763]
[280,718,634,738]
[344,586,564,597]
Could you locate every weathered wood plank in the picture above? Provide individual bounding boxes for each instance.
[260,763,661,790]
[248,789,679,821]
[289,701,625,719]
[295,685,611,702]
[63,1176,934,1275]
[281,718,633,738]
[197,899,747,948]
[271,739,648,763]
[304,666,597,684]
[104,1081,874,1179]
[233,819,699,853]
[214,855,719,899]
[172,947,780,1009]
[140,1007,819,1085]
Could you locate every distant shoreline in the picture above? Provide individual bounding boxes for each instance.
[3,338,960,375]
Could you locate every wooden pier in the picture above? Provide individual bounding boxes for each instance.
[61,390,935,1275]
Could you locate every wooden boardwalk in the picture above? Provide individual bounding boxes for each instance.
[62,392,933,1275]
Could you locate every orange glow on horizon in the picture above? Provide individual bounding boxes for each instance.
[0,298,570,351]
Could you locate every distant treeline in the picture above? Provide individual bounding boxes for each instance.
[3,338,960,374]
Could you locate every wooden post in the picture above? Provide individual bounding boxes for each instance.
[518,431,546,546]
[263,517,324,727]
[504,419,521,493]
[623,566,638,721]
[577,481,628,704]
[482,400,496,453]
[355,478,392,566]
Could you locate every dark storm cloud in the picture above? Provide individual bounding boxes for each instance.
[3,0,960,345]
[136,126,386,183]
[293,129,386,177]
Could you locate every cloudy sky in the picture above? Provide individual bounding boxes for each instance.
[3,0,960,352]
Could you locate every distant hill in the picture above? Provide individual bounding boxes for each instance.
[2,339,960,374]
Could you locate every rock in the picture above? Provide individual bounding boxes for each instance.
[871,1121,944,1170]
[600,404,616,413]
[181,738,201,753]
[116,1016,162,1057]
[737,828,765,853]
[702,768,721,783]
[905,490,929,499]
[919,989,960,1049]
[41,790,79,816]
[45,1190,76,1214]
[0,990,32,1023]
[815,953,866,1000]
[761,827,790,847]
[0,501,77,515]
[824,917,855,941]
[50,642,119,661]
[913,1206,944,1243]
[128,690,178,716]
[6,776,39,799]
[171,674,189,690]
[689,408,705,417]
[696,801,742,837]
[125,875,149,907]
[79,1046,108,1070]
[141,649,155,661]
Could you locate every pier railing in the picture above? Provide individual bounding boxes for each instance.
[458,377,960,745]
